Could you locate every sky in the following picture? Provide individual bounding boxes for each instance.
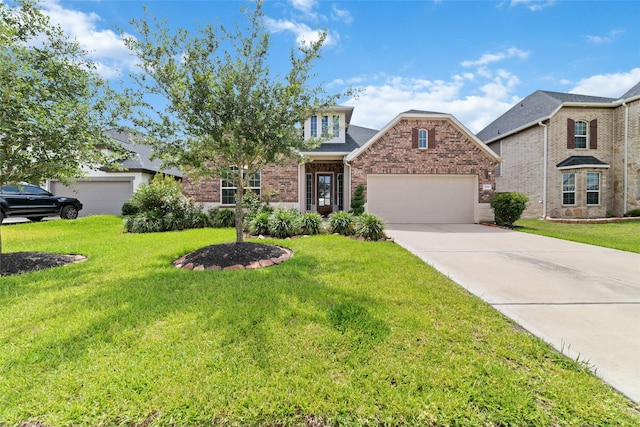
[12,0,640,133]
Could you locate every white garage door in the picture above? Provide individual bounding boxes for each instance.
[51,180,134,217]
[367,174,477,223]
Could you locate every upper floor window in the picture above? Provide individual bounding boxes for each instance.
[321,116,329,137]
[418,129,428,149]
[310,116,317,138]
[562,173,576,205]
[574,121,588,149]
[586,172,600,205]
[333,115,340,137]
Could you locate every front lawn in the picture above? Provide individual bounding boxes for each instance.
[1,216,639,426]
[516,218,640,254]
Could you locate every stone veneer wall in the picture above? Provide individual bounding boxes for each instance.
[348,117,497,209]
[613,98,640,214]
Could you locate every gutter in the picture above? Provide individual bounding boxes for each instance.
[623,101,629,215]
[538,121,548,219]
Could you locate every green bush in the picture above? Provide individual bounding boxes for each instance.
[248,211,271,236]
[350,184,365,215]
[624,208,640,217]
[355,213,386,241]
[269,210,300,239]
[122,175,206,233]
[490,192,529,227]
[210,208,236,228]
[328,211,355,236]
[299,212,323,235]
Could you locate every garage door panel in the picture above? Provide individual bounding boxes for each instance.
[367,175,476,224]
[51,180,134,216]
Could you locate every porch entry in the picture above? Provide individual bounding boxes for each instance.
[317,174,332,216]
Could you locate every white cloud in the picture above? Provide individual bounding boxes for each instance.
[289,0,317,15]
[264,17,334,47]
[570,68,640,98]
[39,0,135,78]
[461,47,529,68]
[509,0,557,11]
[585,29,624,45]
[331,4,353,24]
[341,73,517,133]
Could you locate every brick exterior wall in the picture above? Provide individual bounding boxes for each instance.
[613,98,640,213]
[183,157,299,207]
[349,117,498,206]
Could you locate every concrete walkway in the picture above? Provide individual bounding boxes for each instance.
[385,223,640,402]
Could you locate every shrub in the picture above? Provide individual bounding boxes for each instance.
[355,213,386,241]
[624,208,640,217]
[490,192,529,227]
[249,211,271,236]
[299,212,323,235]
[350,184,365,215]
[121,201,139,216]
[211,208,236,228]
[328,211,355,236]
[269,210,300,239]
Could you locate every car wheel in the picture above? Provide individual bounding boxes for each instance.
[61,205,79,220]
[27,217,44,222]
[0,210,4,224]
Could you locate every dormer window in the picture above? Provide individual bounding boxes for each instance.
[321,116,329,137]
[310,116,317,138]
[333,115,340,137]
[574,121,587,149]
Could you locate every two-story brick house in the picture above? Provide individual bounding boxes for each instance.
[477,81,640,219]
[183,107,500,223]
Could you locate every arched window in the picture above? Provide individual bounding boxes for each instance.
[418,129,427,149]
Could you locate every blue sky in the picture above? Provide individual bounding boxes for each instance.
[19,0,640,133]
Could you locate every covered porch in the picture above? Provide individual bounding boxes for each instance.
[299,160,349,216]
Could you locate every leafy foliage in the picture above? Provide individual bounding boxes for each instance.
[269,209,300,239]
[248,211,272,236]
[298,212,323,235]
[327,211,355,236]
[350,184,365,215]
[624,208,640,217]
[208,208,236,228]
[491,192,529,227]
[123,0,352,242]
[0,0,128,188]
[355,213,386,241]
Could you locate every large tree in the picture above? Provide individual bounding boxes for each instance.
[0,0,128,188]
[124,0,351,243]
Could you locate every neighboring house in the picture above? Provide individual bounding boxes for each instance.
[47,130,182,216]
[477,81,640,219]
[183,107,500,224]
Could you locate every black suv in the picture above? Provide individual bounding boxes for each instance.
[0,184,83,223]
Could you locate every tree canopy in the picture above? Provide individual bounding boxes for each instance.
[124,0,351,242]
[0,0,128,188]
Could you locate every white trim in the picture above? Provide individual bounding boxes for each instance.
[556,164,610,170]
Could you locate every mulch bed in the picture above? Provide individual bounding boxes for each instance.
[0,252,87,276]
[174,242,292,271]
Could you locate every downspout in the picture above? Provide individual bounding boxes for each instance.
[623,101,629,215]
[538,121,548,219]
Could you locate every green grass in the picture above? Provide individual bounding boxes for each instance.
[1,216,639,426]
[516,218,640,254]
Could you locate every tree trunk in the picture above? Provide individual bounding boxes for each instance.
[235,174,244,243]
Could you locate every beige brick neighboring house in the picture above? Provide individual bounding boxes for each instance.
[477,81,640,219]
[184,107,500,223]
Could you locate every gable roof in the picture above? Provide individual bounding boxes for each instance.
[306,124,378,155]
[105,129,182,178]
[476,90,617,144]
[346,110,500,162]
[619,81,640,101]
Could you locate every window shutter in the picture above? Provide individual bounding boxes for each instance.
[567,118,575,149]
[428,128,436,149]
[412,128,418,149]
[589,119,598,149]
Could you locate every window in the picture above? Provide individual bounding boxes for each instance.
[337,173,344,211]
[562,173,576,205]
[310,116,317,138]
[586,172,600,205]
[306,173,312,211]
[418,129,427,149]
[574,121,587,149]
[221,166,261,205]
[321,116,329,137]
[333,115,340,137]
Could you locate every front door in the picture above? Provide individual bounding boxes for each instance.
[317,174,332,216]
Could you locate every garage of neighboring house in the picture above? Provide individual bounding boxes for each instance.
[366,174,477,223]
[346,110,500,224]
[50,179,134,217]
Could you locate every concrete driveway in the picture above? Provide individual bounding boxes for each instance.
[385,223,640,402]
